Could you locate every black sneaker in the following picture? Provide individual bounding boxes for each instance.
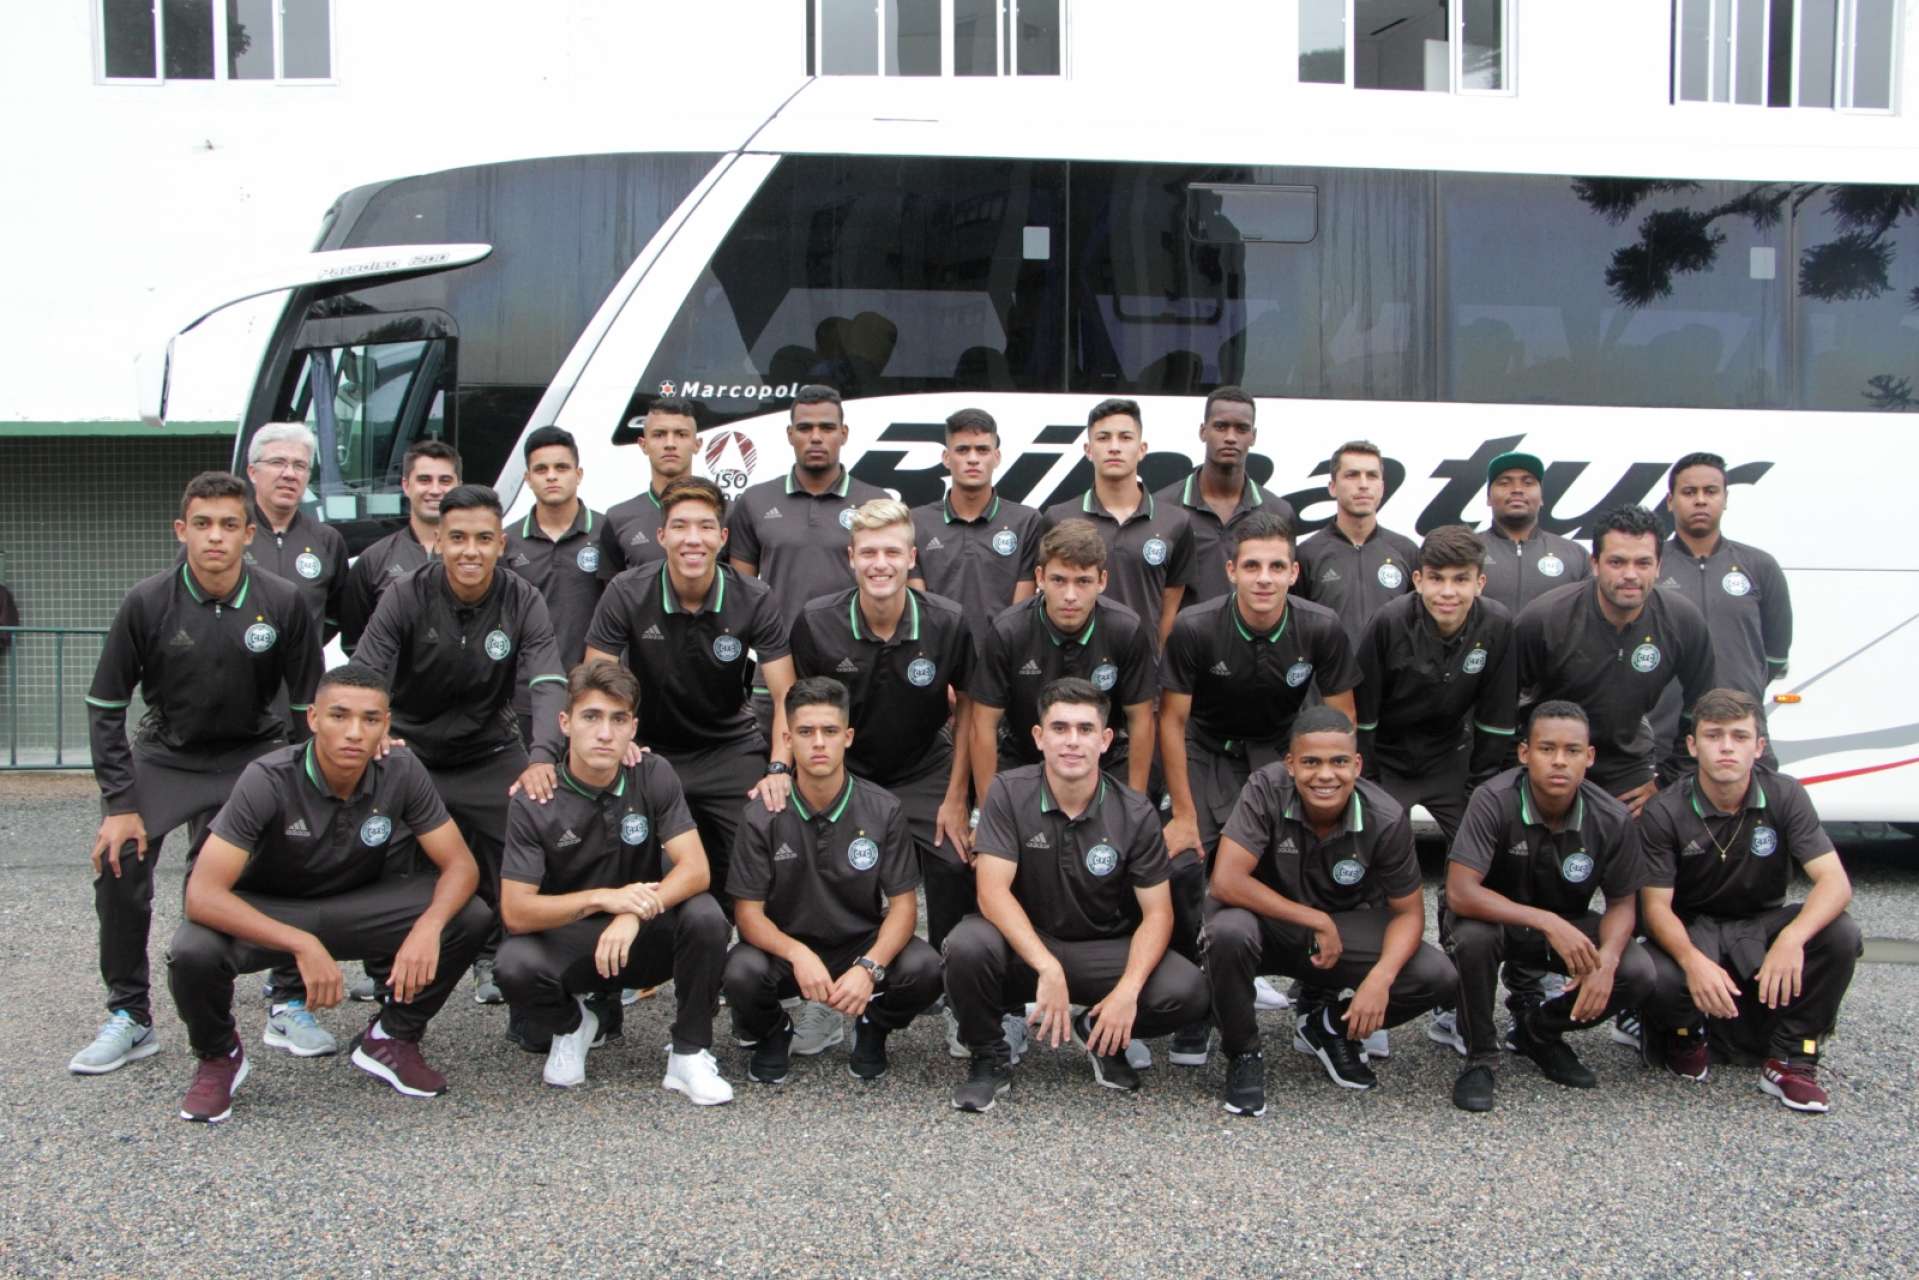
[1169,1022,1211,1068]
[1453,1063,1497,1112]
[584,991,624,1042]
[951,1055,1013,1112]
[848,1017,890,1082]
[1223,1050,1266,1117]
[1506,1020,1597,1089]
[1292,1007,1378,1091]
[1073,1012,1140,1092]
[747,1016,794,1085]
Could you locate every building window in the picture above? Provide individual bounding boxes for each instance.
[1299,0,1511,93]
[96,0,333,83]
[811,0,1064,76]
[1673,0,1899,109]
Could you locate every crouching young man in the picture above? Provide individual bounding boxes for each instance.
[1638,688,1860,1112]
[1204,708,1455,1115]
[164,664,492,1122]
[495,660,732,1103]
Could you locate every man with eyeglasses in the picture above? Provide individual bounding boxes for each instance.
[243,422,347,645]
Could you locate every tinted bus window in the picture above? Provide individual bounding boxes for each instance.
[1795,185,1919,412]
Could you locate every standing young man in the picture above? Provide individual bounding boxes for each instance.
[495,661,732,1102]
[71,472,323,1076]
[351,484,568,1003]
[1444,702,1657,1113]
[585,476,797,914]
[908,407,1043,652]
[600,396,701,573]
[1638,689,1859,1112]
[1479,451,1591,615]
[1044,398,1196,647]
[243,422,347,644]
[1156,386,1295,606]
[1295,441,1421,645]
[163,664,491,1121]
[1204,709,1455,1115]
[338,440,461,653]
[726,678,942,1085]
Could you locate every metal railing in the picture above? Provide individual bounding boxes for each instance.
[1,626,108,770]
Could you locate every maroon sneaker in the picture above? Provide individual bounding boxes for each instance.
[1760,1059,1830,1113]
[180,1045,250,1123]
[350,1021,448,1098]
[1665,1027,1710,1082]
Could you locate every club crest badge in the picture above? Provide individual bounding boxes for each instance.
[621,813,650,846]
[908,658,937,687]
[713,634,743,663]
[295,552,323,580]
[484,630,513,661]
[1142,537,1168,567]
[359,815,392,847]
[848,837,880,871]
[992,529,1019,557]
[1630,643,1661,673]
[1332,858,1365,886]
[243,623,277,653]
[1085,843,1120,876]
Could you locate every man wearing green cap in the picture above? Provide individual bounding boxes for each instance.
[1481,451,1590,615]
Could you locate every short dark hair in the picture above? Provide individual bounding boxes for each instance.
[785,675,850,721]
[1289,706,1356,745]
[1036,676,1109,726]
[648,395,700,424]
[1037,518,1108,572]
[1087,397,1143,431]
[315,662,389,699]
[1692,687,1766,734]
[439,484,504,520]
[658,475,726,522]
[567,658,639,712]
[945,407,999,444]
[1590,504,1663,560]
[1329,440,1382,475]
[402,439,461,481]
[792,385,843,416]
[179,471,249,520]
[1418,525,1487,572]
[1668,451,1728,492]
[1527,700,1591,739]
[1203,385,1256,423]
[1229,510,1296,559]
[522,425,579,464]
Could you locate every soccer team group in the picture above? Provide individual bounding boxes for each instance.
[70,384,1861,1124]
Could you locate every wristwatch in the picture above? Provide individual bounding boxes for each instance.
[765,761,790,776]
[855,955,887,982]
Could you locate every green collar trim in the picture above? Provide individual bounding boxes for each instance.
[851,589,920,643]
[659,563,724,615]
[1690,774,1766,818]
[520,505,593,541]
[786,467,852,498]
[1230,594,1287,643]
[559,761,627,800]
[1282,786,1364,833]
[1042,606,1096,648]
[1038,774,1107,817]
[1179,469,1263,513]
[944,491,1001,524]
[1519,777,1585,831]
[791,774,854,822]
[1082,483,1154,521]
[181,563,249,608]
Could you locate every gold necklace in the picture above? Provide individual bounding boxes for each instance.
[1707,811,1747,861]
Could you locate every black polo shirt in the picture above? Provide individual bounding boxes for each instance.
[502,754,697,895]
[789,587,975,786]
[1655,534,1791,706]
[1163,594,1359,756]
[600,487,669,574]
[1515,581,1716,792]
[352,563,566,770]
[245,502,347,641]
[87,565,323,813]
[1449,768,1644,919]
[1220,770,1420,913]
[1043,482,1196,633]
[1356,593,1517,778]
[1155,469,1297,606]
[211,741,449,899]
[974,765,1169,942]
[727,466,890,633]
[728,774,917,955]
[1482,524,1591,616]
[1639,769,1832,922]
[502,503,610,673]
[910,490,1044,650]
[1294,522,1423,645]
[339,525,433,654]
[968,595,1157,767]
[584,564,788,754]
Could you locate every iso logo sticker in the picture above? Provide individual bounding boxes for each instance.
[295,552,323,580]
[577,545,601,573]
[1630,643,1661,673]
[243,622,278,653]
[1561,851,1594,883]
[992,529,1019,557]
[1751,825,1778,857]
[907,658,938,687]
[713,634,743,663]
[1331,858,1365,886]
[1376,562,1405,590]
[839,508,856,531]
[1722,571,1752,597]
[621,813,650,846]
[359,815,392,847]
[1537,554,1565,578]
[1142,537,1169,567]
[1084,843,1119,877]
[484,630,513,661]
[1285,661,1314,688]
[847,836,880,871]
[1091,662,1117,691]
[1463,647,1488,675]
[702,430,759,499]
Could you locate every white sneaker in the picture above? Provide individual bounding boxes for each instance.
[1253,976,1292,1011]
[542,999,598,1089]
[1002,1012,1029,1067]
[1362,1029,1390,1060]
[663,1046,734,1106]
[943,1005,969,1058]
[1541,972,1569,999]
[1427,1009,1467,1057]
[1124,1038,1153,1071]
[791,1000,845,1056]
[622,988,641,1007]
[69,1011,160,1075]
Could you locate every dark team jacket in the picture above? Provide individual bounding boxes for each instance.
[1447,768,1645,920]
[1355,593,1517,781]
[1162,593,1360,758]
[1655,534,1792,706]
[502,504,610,710]
[244,501,347,643]
[1481,524,1591,616]
[87,564,323,814]
[502,755,699,896]
[1638,768,1832,922]
[1294,522,1423,644]
[338,525,434,654]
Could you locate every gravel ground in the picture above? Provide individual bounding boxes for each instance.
[2,773,1916,1279]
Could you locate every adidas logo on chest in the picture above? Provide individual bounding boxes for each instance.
[835,657,860,674]
[284,818,311,838]
[1025,831,1050,849]
[1018,659,1043,676]
[773,841,799,861]
[640,623,665,641]
[556,829,582,848]
[1210,660,1232,676]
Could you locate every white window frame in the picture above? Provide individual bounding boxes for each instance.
[811,0,1068,78]
[1302,0,1516,96]
[93,0,338,86]
[1672,0,1899,112]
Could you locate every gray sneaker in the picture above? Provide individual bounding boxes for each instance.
[943,1005,969,1059]
[791,1000,845,1056]
[264,1000,339,1057]
[349,970,380,1002]
[472,959,504,1005]
[70,1012,160,1075]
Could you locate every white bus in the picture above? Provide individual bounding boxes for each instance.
[143,83,1919,819]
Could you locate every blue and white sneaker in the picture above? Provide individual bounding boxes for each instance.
[70,1011,160,1075]
[264,1000,339,1057]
